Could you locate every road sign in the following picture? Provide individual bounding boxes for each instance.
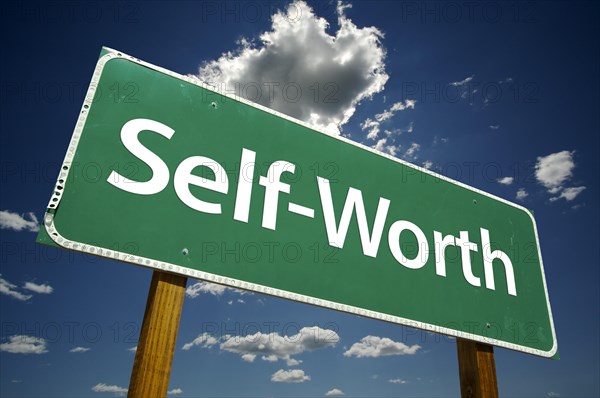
[38,47,557,357]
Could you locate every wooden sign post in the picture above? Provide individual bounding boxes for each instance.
[128,271,187,398]
[457,338,499,398]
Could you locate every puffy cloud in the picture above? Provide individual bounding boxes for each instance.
[182,326,338,365]
[535,151,575,193]
[516,188,529,201]
[0,275,32,301]
[181,333,219,351]
[271,369,310,383]
[404,142,420,160]
[70,347,90,353]
[168,388,183,395]
[325,388,345,396]
[389,378,408,384]
[497,176,514,185]
[489,125,500,130]
[371,138,398,157]
[0,210,39,232]
[91,383,127,396]
[343,336,420,358]
[550,186,586,202]
[128,346,137,353]
[198,0,388,134]
[0,335,48,354]
[23,282,53,294]
[422,160,433,170]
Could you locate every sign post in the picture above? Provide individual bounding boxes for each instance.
[36,47,557,396]
[457,339,498,398]
[128,271,187,398]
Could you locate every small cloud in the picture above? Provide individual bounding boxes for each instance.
[128,346,137,353]
[371,137,399,156]
[535,150,575,193]
[271,369,310,383]
[0,335,48,354]
[70,347,90,353]
[168,388,183,395]
[516,188,528,201]
[0,210,39,232]
[550,186,586,202]
[489,125,500,130]
[450,74,474,86]
[343,336,420,358]
[23,282,54,294]
[181,332,219,351]
[11,380,22,383]
[325,388,345,396]
[422,160,433,170]
[499,77,513,84]
[185,281,251,299]
[0,275,32,301]
[91,383,128,396]
[389,378,408,384]
[404,142,420,160]
[497,176,514,185]
[363,100,415,140]
[547,393,560,397]
[286,357,302,366]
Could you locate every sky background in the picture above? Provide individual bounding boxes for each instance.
[1,1,599,397]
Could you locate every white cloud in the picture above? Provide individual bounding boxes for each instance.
[23,282,54,294]
[198,0,388,135]
[422,160,433,170]
[271,369,310,383]
[220,326,338,364]
[404,142,420,160]
[550,186,586,202]
[450,74,474,86]
[325,388,345,396]
[70,347,90,353]
[343,336,420,358]
[91,383,128,396]
[371,138,399,156]
[183,326,338,365]
[361,118,380,140]
[497,176,514,185]
[516,188,529,201]
[547,392,560,397]
[363,100,415,140]
[0,210,39,232]
[0,275,32,301]
[181,332,219,351]
[0,335,48,354]
[389,378,408,384]
[168,388,183,395]
[185,281,250,298]
[489,125,500,130]
[128,346,137,353]
[535,150,575,193]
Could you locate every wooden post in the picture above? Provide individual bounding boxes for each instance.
[128,271,187,398]
[456,338,499,398]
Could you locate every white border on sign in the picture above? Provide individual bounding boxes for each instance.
[43,47,557,358]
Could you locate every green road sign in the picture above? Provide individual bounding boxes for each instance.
[38,47,557,357]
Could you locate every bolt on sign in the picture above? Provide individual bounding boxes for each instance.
[38,47,557,357]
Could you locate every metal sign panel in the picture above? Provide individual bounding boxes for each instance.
[38,48,557,357]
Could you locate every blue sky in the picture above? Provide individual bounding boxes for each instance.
[1,1,598,397]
